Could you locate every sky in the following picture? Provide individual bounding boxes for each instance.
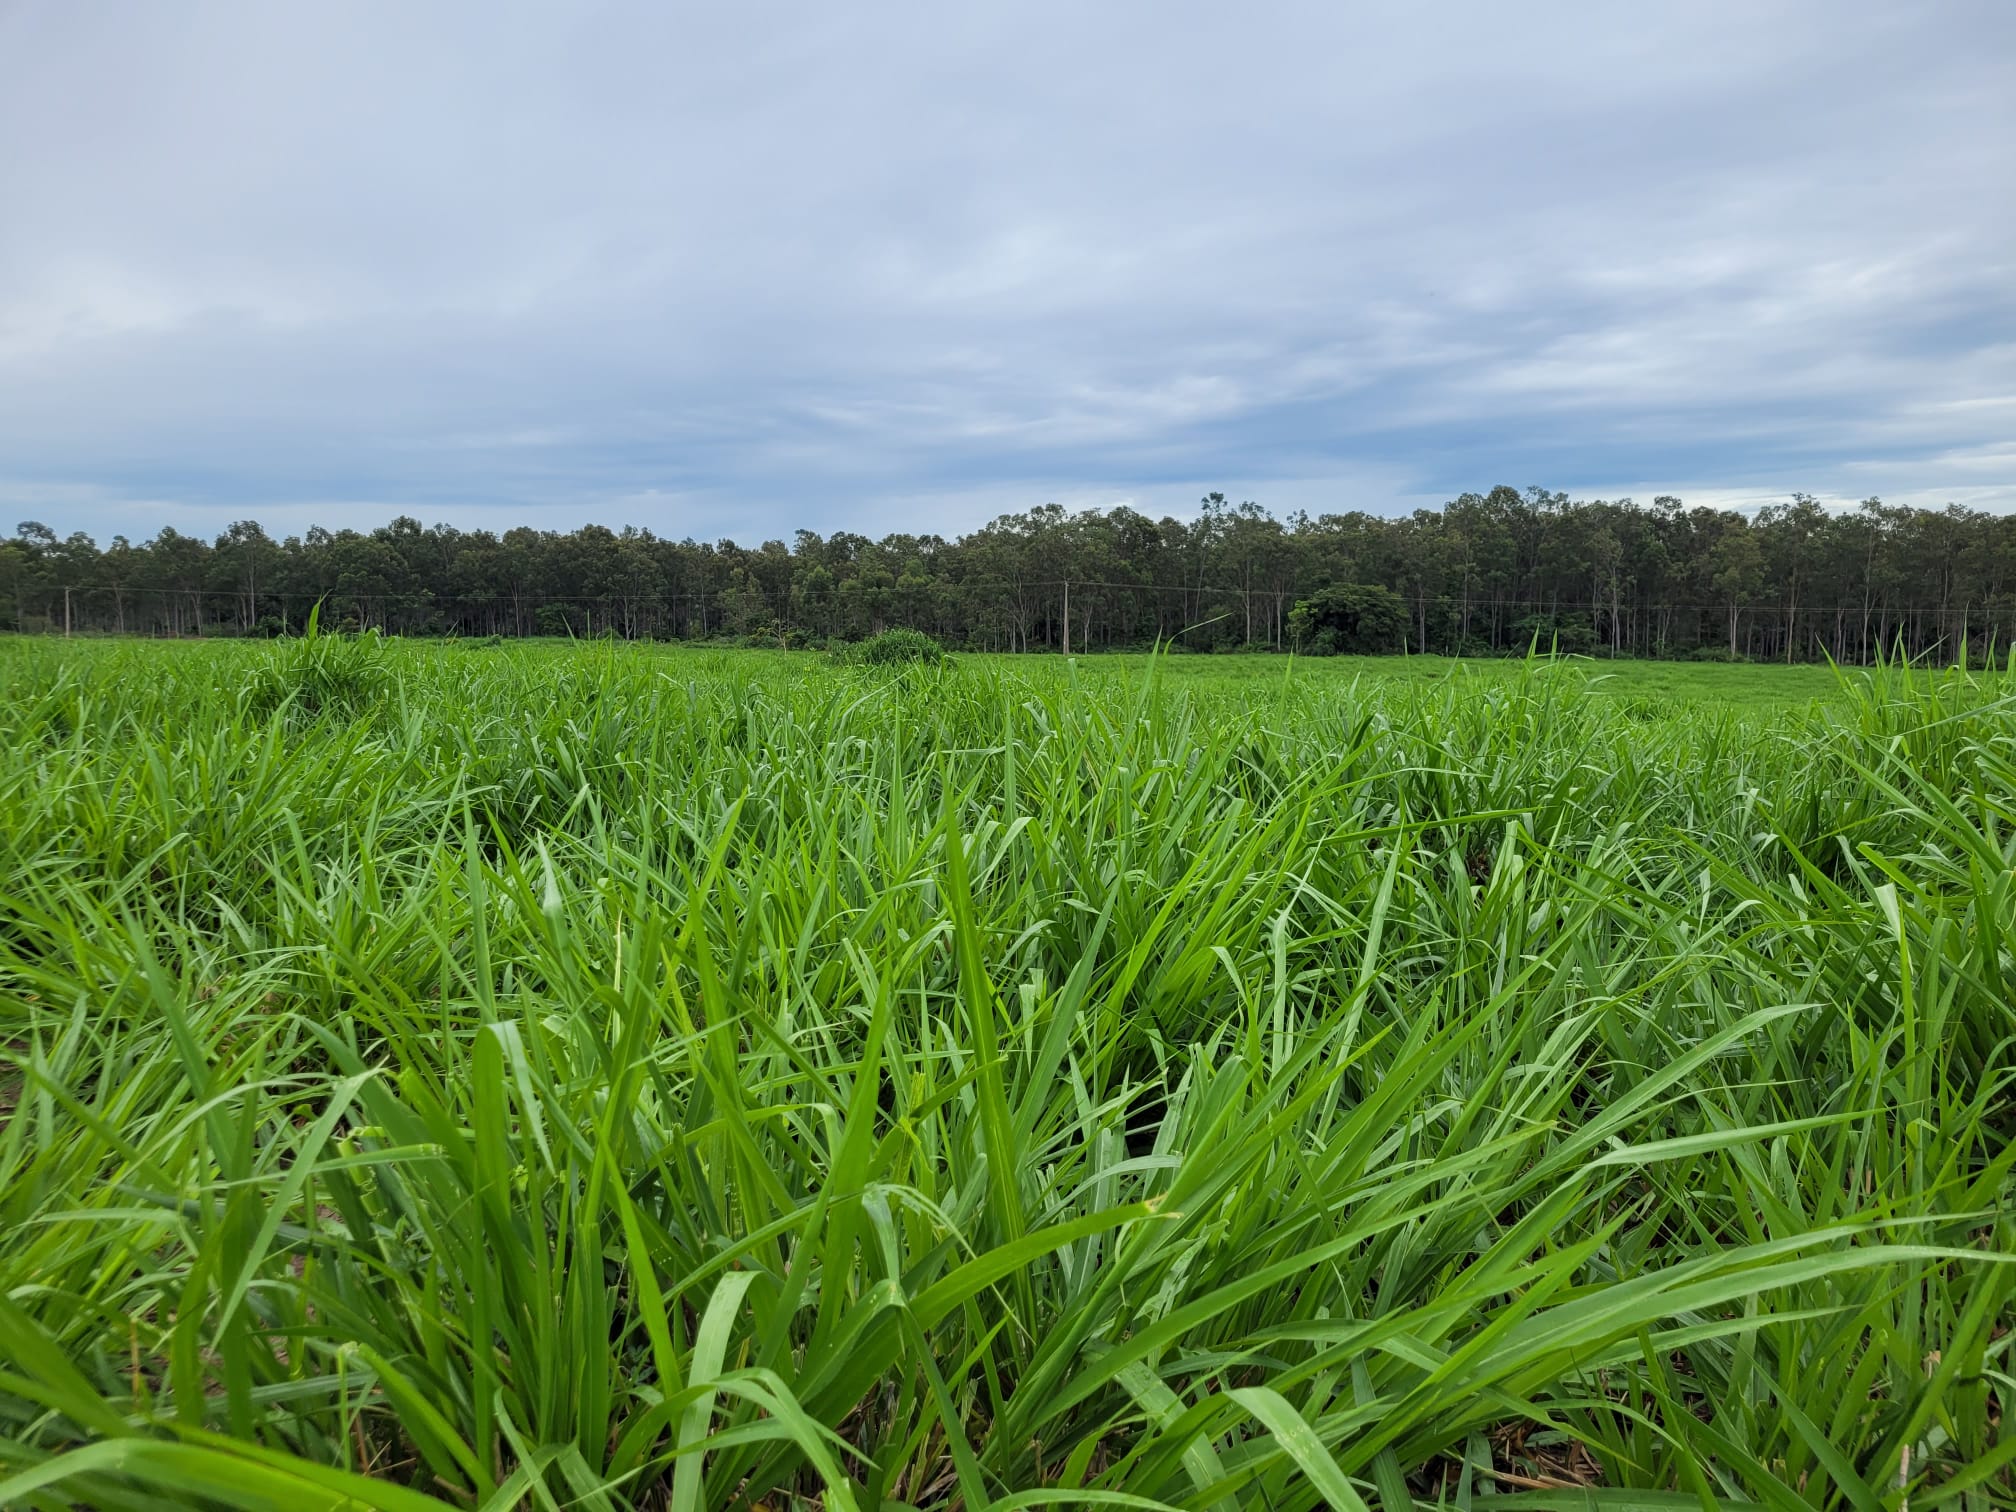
[2,1,2013,546]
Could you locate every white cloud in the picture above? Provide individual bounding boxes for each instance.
[0,0,2011,539]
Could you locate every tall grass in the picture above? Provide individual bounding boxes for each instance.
[0,638,2010,1510]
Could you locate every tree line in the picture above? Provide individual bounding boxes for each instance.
[5,487,2014,661]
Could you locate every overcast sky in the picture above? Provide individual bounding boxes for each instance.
[3,2,2012,544]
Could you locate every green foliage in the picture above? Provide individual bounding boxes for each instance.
[0,637,2012,1509]
[1288,582,1407,653]
[11,489,2016,661]
[241,605,392,721]
[838,625,950,667]
[1510,611,1597,655]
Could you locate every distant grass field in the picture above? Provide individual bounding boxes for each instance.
[584,640,1866,705]
[1005,651,1859,709]
[24,634,1894,710]
[1,633,2012,1510]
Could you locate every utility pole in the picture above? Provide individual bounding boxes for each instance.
[63,585,71,638]
[1062,579,1070,654]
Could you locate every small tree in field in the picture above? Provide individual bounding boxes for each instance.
[1288,582,1407,653]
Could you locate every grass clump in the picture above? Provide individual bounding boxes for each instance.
[241,605,393,721]
[0,638,2010,1510]
[836,625,950,667]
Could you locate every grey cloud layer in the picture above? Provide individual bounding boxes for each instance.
[1,0,2011,540]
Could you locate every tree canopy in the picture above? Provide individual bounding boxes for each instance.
[6,486,2014,662]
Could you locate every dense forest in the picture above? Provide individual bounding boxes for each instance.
[6,487,2014,661]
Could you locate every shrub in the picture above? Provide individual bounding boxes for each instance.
[1287,583,1407,653]
[1510,613,1597,656]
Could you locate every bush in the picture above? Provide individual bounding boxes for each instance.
[837,627,950,668]
[1687,644,1746,663]
[1288,583,1407,654]
[1510,614,1597,656]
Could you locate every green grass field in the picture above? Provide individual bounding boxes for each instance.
[994,652,1857,709]
[1,634,2012,1510]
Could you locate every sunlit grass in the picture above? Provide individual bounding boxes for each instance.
[0,634,2011,1510]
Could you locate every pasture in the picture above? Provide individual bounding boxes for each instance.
[0,634,2011,1510]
